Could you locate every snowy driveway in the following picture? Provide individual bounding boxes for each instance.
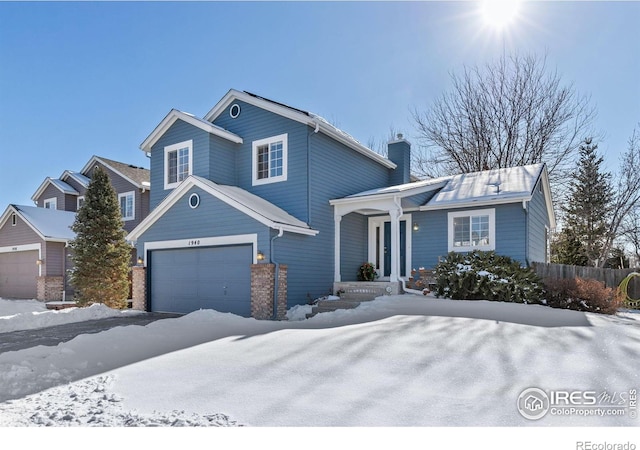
[0,312,181,353]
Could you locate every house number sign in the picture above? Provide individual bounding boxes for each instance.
[187,239,201,247]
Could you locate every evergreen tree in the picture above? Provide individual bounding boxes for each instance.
[550,228,589,266]
[69,166,131,308]
[562,139,613,266]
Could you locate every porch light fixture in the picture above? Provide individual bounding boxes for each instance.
[36,259,44,266]
[257,251,265,261]
[137,256,144,266]
[413,222,419,232]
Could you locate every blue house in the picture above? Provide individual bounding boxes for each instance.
[127,89,555,318]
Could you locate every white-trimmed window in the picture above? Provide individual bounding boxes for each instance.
[44,198,57,210]
[448,209,496,252]
[77,196,85,210]
[252,134,287,186]
[164,140,193,189]
[119,191,135,221]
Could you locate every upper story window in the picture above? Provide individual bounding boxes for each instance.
[119,191,135,221]
[77,196,85,210]
[448,209,495,252]
[44,198,57,210]
[164,140,193,189]
[252,134,288,186]
[11,213,17,226]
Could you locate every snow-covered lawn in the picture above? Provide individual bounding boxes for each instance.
[0,295,639,430]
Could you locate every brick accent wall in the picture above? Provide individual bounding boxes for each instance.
[131,266,147,311]
[251,263,287,320]
[37,276,64,301]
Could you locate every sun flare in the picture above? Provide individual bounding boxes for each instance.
[481,0,521,30]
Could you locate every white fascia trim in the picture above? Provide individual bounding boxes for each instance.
[61,170,90,188]
[540,166,556,230]
[142,234,259,267]
[420,196,532,212]
[0,206,47,241]
[205,90,396,170]
[31,178,71,202]
[0,243,42,254]
[140,109,243,152]
[447,208,496,253]
[126,177,318,242]
[330,181,448,207]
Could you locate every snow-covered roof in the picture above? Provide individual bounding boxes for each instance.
[3,205,76,242]
[422,164,545,209]
[61,171,91,188]
[30,177,79,202]
[331,163,554,227]
[127,176,318,242]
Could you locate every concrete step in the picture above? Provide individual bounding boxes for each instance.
[307,299,361,318]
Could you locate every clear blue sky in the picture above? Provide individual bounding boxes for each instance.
[1,1,638,207]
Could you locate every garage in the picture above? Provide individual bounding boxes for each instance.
[0,250,39,299]
[149,245,252,315]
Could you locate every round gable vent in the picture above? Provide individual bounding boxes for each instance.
[189,193,200,209]
[229,103,241,119]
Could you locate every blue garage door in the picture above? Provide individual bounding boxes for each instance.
[149,245,252,316]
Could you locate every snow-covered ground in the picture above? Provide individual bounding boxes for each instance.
[1,295,639,443]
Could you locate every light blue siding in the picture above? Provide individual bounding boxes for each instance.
[340,213,368,282]
[149,120,213,210]
[411,203,528,269]
[527,180,552,263]
[213,100,309,222]
[134,186,271,260]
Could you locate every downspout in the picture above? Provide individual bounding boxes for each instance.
[270,227,284,320]
[523,200,530,266]
[307,120,320,224]
[62,243,67,301]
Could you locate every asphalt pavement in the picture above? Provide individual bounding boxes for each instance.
[0,312,181,353]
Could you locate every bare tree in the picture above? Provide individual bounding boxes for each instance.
[599,125,640,267]
[412,53,596,191]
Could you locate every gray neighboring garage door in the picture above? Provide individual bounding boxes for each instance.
[150,245,252,316]
[0,250,39,299]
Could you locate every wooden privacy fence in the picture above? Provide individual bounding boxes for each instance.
[531,262,640,299]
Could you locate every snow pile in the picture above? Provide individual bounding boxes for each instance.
[285,303,313,321]
[0,295,639,427]
[0,375,240,426]
[0,299,143,333]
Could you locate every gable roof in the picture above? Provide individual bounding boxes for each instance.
[140,109,244,152]
[126,175,318,242]
[31,177,79,202]
[0,205,76,242]
[204,89,396,170]
[80,155,151,189]
[332,163,556,228]
[60,170,91,188]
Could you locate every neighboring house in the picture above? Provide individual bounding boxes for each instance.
[31,155,151,233]
[126,89,555,318]
[0,156,150,300]
[0,205,75,300]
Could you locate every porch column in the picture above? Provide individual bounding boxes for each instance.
[334,215,342,282]
[389,206,402,282]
